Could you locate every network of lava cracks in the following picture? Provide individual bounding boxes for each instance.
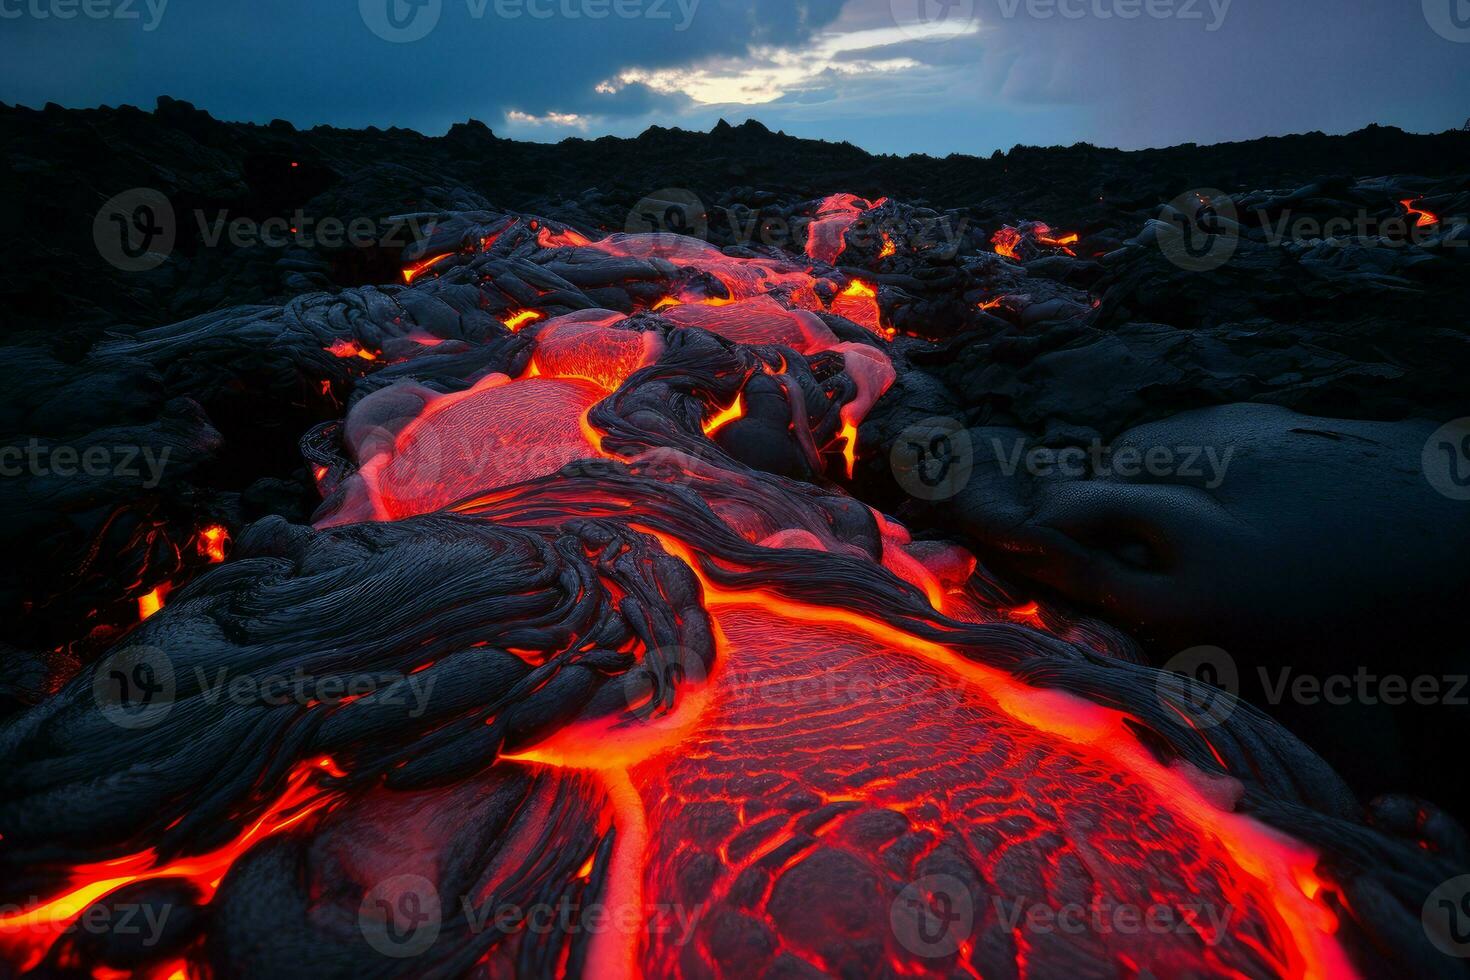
[1,195,1376,980]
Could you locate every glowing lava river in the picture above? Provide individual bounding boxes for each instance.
[0,202,1455,978]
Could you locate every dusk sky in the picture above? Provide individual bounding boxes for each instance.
[2,0,1468,155]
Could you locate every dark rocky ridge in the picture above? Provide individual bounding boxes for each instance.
[5,96,1469,336]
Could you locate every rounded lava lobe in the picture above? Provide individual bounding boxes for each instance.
[530,315,659,392]
[696,910,778,975]
[371,376,606,519]
[767,847,888,971]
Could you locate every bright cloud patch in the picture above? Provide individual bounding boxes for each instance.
[597,21,978,106]
[506,110,590,129]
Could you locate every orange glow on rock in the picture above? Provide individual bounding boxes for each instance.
[830,279,884,336]
[502,309,543,332]
[992,226,1023,260]
[137,585,167,620]
[594,531,1357,980]
[1401,198,1439,228]
[701,394,745,437]
[1035,223,1081,254]
[536,226,593,248]
[196,525,229,563]
[324,339,377,361]
[20,209,1379,980]
[805,193,887,265]
[0,759,341,970]
[401,252,453,284]
[837,420,859,479]
[1007,601,1044,627]
[335,374,607,523]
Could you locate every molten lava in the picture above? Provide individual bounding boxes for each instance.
[805,193,887,265]
[196,524,230,563]
[992,226,1023,261]
[0,199,1397,980]
[1401,197,1439,228]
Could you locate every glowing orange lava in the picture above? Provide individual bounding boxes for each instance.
[1035,223,1080,254]
[196,524,229,563]
[137,585,167,620]
[1401,198,1439,228]
[325,339,377,361]
[502,310,543,332]
[805,193,887,265]
[401,252,453,284]
[702,394,745,437]
[0,759,341,972]
[537,226,593,248]
[992,226,1023,260]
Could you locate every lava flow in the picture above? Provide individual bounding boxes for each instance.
[0,197,1427,980]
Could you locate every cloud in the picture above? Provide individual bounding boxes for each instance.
[506,110,590,129]
[594,20,977,106]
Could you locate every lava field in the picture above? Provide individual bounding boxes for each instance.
[2,101,1470,979]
